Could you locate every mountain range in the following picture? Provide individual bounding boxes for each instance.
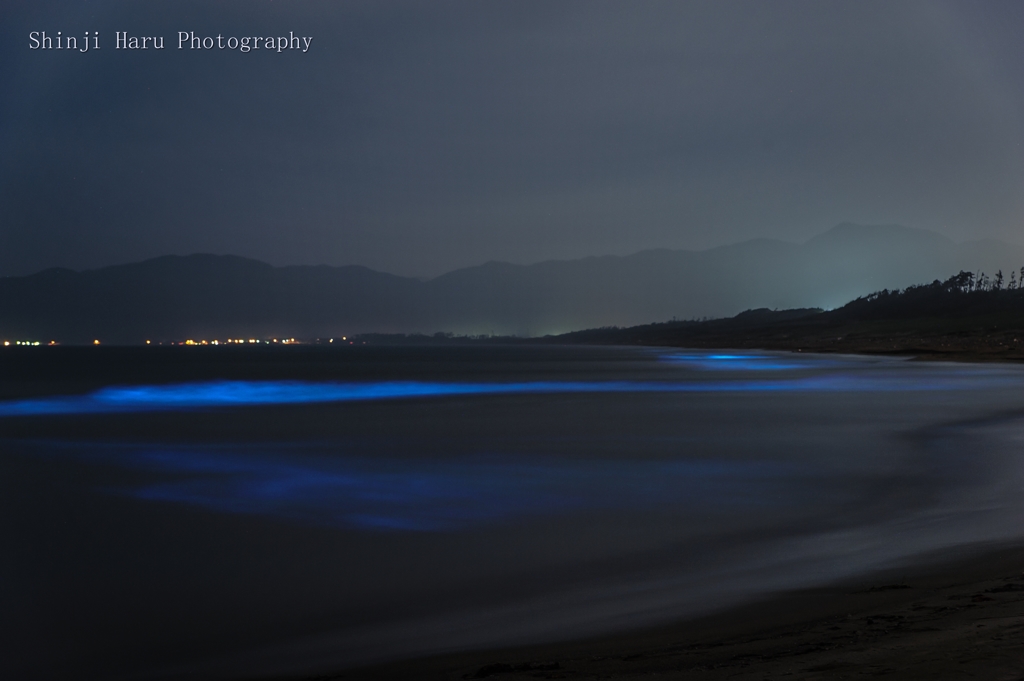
[3,223,1024,344]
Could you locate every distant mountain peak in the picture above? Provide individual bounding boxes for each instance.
[805,222,955,247]
[4,224,1024,342]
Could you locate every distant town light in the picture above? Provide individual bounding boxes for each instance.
[2,341,8,346]
[146,340,151,345]
[93,340,100,345]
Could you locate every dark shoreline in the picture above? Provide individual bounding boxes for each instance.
[546,285,1024,364]
[296,541,1024,680]
[4,344,1022,679]
[547,321,1024,365]
[237,339,1024,678]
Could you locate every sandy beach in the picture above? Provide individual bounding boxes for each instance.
[6,346,1024,680]
[327,542,1024,680]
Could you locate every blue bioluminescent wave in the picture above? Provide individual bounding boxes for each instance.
[0,370,1013,417]
[661,353,818,371]
[44,442,808,531]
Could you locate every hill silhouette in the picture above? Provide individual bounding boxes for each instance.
[4,224,1024,344]
[557,270,1024,360]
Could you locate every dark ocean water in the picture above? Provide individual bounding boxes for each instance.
[3,345,1024,679]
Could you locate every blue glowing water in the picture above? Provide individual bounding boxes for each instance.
[5,347,1024,679]
[49,442,805,531]
[661,352,823,371]
[0,356,1013,417]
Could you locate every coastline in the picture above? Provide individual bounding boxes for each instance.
[305,541,1024,680]
[7,346,1024,679]
[543,301,1024,365]
[594,338,1024,365]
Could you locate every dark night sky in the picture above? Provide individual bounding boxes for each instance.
[3,1,1024,278]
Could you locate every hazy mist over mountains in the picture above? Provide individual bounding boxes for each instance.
[3,223,1024,344]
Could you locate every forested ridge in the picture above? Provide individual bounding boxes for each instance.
[552,269,1024,360]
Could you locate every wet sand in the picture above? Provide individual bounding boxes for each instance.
[328,543,1024,680]
[302,350,1024,681]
